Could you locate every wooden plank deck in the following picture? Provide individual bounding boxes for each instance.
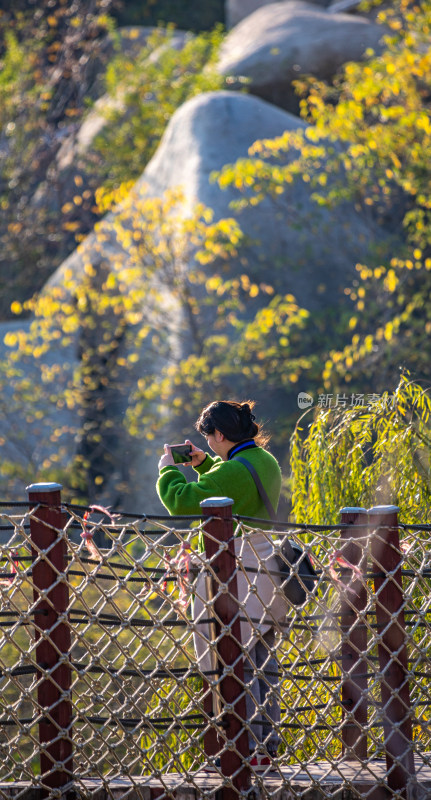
[1,758,430,799]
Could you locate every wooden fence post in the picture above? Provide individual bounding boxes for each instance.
[27,482,73,796]
[200,497,250,798]
[369,505,415,797]
[339,507,369,761]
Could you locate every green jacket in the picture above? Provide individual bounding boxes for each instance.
[157,447,282,548]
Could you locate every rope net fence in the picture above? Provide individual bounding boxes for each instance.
[0,486,429,799]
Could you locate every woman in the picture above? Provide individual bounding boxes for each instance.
[157,400,287,766]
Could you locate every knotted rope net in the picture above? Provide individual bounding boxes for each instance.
[0,499,429,798]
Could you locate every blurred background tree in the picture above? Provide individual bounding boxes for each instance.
[0,0,116,318]
[112,0,224,31]
[91,26,225,189]
[0,1,225,321]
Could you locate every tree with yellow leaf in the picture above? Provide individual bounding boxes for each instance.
[1,171,320,504]
[0,186,249,501]
[217,0,431,395]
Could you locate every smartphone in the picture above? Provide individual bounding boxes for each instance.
[169,443,192,464]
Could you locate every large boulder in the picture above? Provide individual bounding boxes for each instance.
[226,0,329,29]
[51,90,385,314]
[139,91,385,310]
[218,1,384,112]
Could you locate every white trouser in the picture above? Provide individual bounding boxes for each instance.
[192,531,288,675]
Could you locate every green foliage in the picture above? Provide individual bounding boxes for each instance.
[0,31,29,126]
[290,375,431,524]
[92,26,226,188]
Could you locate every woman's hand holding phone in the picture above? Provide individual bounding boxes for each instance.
[158,445,175,470]
[158,440,206,470]
[184,439,206,467]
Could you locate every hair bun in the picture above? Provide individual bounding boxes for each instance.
[196,398,266,444]
[241,403,255,422]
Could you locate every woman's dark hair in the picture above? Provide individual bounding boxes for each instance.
[195,400,269,446]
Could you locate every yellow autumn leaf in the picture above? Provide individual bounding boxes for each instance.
[384,269,398,292]
[4,332,17,347]
[384,322,393,341]
[63,221,80,231]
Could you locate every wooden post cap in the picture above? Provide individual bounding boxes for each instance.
[26,482,63,493]
[200,497,234,508]
[368,505,400,515]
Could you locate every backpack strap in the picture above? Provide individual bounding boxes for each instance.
[234,456,277,520]
[235,456,298,584]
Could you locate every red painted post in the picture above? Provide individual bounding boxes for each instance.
[339,507,369,760]
[27,482,73,795]
[200,497,250,798]
[369,505,415,796]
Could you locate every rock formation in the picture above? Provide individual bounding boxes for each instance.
[218,1,384,112]
[226,0,330,29]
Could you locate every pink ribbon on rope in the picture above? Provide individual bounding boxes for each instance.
[161,542,192,611]
[0,550,19,587]
[328,550,363,595]
[81,505,120,561]
[161,554,171,595]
